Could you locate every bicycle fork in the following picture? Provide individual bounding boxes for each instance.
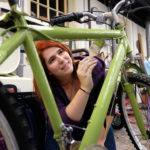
[124,83,148,140]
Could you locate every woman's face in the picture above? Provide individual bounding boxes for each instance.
[42,46,74,78]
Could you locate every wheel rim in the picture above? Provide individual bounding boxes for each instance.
[121,85,150,150]
[0,110,19,150]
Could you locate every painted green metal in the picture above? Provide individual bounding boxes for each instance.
[23,31,63,149]
[11,11,27,27]
[148,88,150,97]
[0,7,148,149]
[125,62,143,73]
[79,37,128,150]
[31,26,123,41]
[13,15,27,26]
[0,30,26,64]
[0,4,27,64]
[124,83,148,140]
[116,24,132,54]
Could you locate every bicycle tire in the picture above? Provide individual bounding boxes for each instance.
[118,73,150,150]
[0,83,37,150]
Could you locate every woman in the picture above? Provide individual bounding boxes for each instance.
[34,40,116,150]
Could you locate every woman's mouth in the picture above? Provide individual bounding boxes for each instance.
[61,62,69,70]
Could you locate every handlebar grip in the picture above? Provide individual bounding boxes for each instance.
[50,12,83,25]
[8,0,19,6]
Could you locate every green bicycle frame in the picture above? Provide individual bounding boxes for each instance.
[0,9,148,150]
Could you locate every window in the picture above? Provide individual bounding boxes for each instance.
[31,0,66,22]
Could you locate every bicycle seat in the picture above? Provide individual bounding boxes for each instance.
[0,28,20,75]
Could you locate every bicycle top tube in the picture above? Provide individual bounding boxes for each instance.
[28,25,123,41]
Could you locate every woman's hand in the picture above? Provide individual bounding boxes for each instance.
[77,57,97,92]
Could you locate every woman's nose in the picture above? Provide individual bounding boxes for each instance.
[57,55,64,63]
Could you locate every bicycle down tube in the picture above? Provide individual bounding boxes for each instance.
[79,31,129,149]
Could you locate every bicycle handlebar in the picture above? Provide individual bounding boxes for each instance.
[111,0,126,24]
[8,0,19,6]
[50,0,135,26]
[50,12,84,25]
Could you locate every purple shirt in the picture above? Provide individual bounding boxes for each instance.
[44,56,112,140]
[0,56,114,150]
[54,56,106,124]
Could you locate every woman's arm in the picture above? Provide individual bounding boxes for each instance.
[65,88,90,121]
[97,116,114,146]
[66,57,97,121]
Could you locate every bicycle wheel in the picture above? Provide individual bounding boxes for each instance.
[118,73,150,150]
[0,83,37,150]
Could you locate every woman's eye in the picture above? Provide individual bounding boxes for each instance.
[58,49,64,54]
[48,57,55,64]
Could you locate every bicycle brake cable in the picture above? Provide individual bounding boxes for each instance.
[64,124,86,131]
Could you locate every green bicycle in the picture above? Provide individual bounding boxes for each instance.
[0,0,150,150]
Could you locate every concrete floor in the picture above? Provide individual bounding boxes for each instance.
[114,127,136,150]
